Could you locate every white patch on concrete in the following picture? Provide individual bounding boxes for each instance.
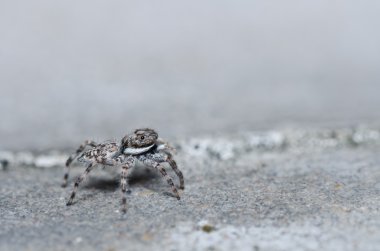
[35,154,67,168]
[166,222,379,251]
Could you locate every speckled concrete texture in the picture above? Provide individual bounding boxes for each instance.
[1,127,380,251]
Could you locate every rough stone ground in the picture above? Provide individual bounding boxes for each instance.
[1,127,380,251]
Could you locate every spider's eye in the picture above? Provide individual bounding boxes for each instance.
[140,136,145,140]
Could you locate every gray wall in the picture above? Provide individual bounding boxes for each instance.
[1,0,379,149]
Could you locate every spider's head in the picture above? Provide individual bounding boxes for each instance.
[121,128,158,148]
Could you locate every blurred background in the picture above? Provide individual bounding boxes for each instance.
[1,0,379,150]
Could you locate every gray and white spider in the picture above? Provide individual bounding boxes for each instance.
[63,128,184,213]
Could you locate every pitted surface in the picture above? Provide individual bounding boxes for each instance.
[1,130,380,251]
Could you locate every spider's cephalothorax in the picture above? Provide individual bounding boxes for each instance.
[123,128,158,148]
[63,128,184,213]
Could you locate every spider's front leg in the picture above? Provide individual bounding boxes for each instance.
[148,152,185,190]
[142,157,181,200]
[119,156,134,213]
[165,153,185,190]
[63,140,97,187]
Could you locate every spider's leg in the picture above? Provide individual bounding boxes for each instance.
[119,157,134,213]
[166,154,185,190]
[143,158,180,200]
[150,152,185,190]
[66,162,95,206]
[62,140,97,187]
[102,154,133,213]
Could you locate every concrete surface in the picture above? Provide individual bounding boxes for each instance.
[1,126,380,251]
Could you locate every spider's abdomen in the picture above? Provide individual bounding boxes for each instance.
[78,142,119,164]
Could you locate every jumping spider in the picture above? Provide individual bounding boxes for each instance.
[63,128,184,213]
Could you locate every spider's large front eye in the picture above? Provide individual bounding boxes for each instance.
[140,136,145,140]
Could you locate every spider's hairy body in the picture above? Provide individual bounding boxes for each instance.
[78,142,120,165]
[63,128,184,213]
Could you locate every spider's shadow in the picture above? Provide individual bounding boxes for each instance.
[82,168,160,191]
